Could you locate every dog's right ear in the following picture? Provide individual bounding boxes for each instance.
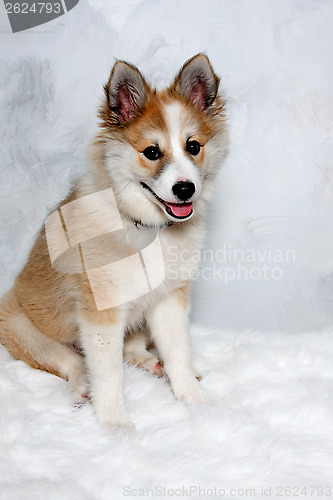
[105,61,149,124]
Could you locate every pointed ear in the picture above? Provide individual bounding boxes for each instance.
[170,54,220,110]
[106,61,149,123]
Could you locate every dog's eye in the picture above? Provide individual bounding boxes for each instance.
[186,140,201,156]
[143,146,162,161]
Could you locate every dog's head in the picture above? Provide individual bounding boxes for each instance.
[96,54,228,227]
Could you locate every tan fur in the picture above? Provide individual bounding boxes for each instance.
[175,283,191,308]
[15,229,79,344]
[0,290,49,371]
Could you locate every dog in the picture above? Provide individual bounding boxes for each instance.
[0,54,228,431]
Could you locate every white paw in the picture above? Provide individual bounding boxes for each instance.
[93,398,135,434]
[106,420,137,436]
[173,379,221,406]
[69,373,90,405]
[196,388,222,405]
[97,412,136,435]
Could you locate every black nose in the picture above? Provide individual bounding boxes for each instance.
[172,181,195,202]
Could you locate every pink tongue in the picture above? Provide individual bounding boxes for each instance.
[165,202,193,218]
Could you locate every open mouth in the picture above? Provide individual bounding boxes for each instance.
[140,182,193,220]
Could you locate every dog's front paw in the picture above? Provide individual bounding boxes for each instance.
[94,400,136,435]
[98,415,136,436]
[106,420,137,436]
[196,388,222,405]
[173,379,221,406]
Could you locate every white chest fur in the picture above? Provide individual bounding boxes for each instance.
[120,218,205,323]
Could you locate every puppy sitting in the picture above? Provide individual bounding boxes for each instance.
[0,54,228,431]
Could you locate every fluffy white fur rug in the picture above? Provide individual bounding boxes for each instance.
[1,0,333,498]
[1,327,333,498]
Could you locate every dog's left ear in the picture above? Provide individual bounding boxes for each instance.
[170,54,220,111]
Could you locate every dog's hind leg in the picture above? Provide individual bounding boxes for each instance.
[124,329,163,378]
[0,291,89,402]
